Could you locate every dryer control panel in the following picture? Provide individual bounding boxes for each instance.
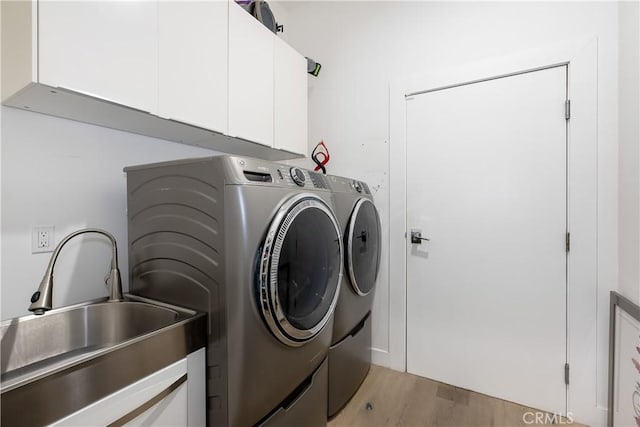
[326,175,371,195]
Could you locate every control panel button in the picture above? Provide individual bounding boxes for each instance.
[290,167,306,186]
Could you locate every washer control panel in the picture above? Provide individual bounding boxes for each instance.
[232,157,329,190]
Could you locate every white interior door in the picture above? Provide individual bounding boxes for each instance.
[406,66,568,414]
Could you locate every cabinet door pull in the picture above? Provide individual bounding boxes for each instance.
[107,373,187,427]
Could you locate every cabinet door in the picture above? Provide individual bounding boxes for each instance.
[38,1,158,114]
[274,38,308,155]
[125,381,188,426]
[159,0,228,134]
[228,0,274,147]
[51,358,188,426]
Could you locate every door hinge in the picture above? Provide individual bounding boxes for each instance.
[565,232,570,252]
[564,363,570,385]
[565,99,571,120]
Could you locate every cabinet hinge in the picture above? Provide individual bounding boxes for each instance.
[564,363,570,385]
[565,99,571,120]
[565,232,570,252]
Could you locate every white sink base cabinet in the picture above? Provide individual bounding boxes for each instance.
[51,348,205,427]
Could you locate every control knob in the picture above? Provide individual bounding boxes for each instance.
[352,180,363,193]
[290,167,306,186]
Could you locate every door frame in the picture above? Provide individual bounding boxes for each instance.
[389,38,599,423]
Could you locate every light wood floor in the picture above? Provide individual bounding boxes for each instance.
[329,365,584,427]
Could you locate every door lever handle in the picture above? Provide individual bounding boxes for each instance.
[410,230,430,244]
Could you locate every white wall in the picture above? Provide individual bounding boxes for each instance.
[618,0,640,305]
[1,107,214,320]
[282,2,622,425]
[269,1,290,34]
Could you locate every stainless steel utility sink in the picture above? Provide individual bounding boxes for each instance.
[0,295,206,426]
[1,298,188,390]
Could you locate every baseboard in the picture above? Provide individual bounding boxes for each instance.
[588,405,607,427]
[371,347,391,368]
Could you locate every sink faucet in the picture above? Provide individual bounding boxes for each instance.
[28,228,124,315]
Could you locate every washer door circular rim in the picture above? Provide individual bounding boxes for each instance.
[258,193,343,347]
[347,198,381,296]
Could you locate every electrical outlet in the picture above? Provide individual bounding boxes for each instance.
[32,226,55,253]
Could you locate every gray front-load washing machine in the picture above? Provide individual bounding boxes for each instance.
[125,155,342,426]
[326,175,381,417]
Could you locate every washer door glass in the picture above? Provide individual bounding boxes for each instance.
[346,199,381,295]
[259,194,342,346]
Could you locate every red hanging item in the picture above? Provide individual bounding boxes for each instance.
[312,141,330,174]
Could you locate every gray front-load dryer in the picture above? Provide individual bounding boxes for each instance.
[326,175,381,417]
[125,155,342,426]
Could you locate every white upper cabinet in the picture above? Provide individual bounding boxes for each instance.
[274,37,308,155]
[2,0,308,159]
[159,0,228,134]
[38,1,159,114]
[228,1,274,147]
